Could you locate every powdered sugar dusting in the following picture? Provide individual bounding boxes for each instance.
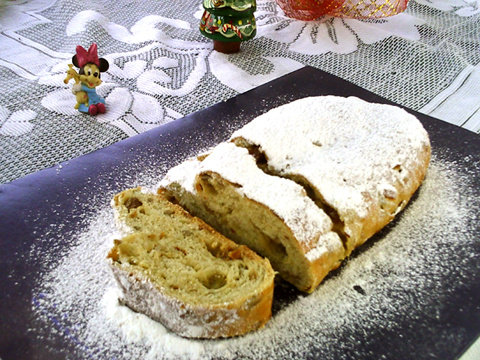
[163,142,337,249]
[232,96,431,240]
[159,156,202,194]
[30,153,480,359]
[305,232,343,262]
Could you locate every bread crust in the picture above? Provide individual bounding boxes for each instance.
[231,96,431,255]
[108,255,274,338]
[108,188,275,338]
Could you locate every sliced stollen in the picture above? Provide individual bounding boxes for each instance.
[231,96,431,255]
[159,142,346,293]
[107,188,275,338]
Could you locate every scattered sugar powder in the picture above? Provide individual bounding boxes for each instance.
[31,154,479,360]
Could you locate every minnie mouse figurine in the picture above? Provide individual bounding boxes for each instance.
[64,43,109,115]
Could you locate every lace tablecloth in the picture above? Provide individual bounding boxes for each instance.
[0,0,479,185]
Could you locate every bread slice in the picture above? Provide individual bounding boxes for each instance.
[231,96,431,255]
[107,188,275,338]
[159,142,346,293]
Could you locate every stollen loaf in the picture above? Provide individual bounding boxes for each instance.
[159,96,430,291]
[107,188,275,338]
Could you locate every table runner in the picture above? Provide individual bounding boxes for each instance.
[0,0,479,183]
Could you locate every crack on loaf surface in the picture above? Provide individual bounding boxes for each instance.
[232,138,350,250]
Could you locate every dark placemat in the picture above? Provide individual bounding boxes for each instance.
[1,66,479,360]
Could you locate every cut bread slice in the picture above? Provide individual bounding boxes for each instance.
[107,188,275,338]
[159,142,346,293]
[231,96,431,255]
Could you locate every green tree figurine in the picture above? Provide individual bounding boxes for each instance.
[200,0,256,53]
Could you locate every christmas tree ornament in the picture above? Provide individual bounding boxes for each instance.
[200,0,257,53]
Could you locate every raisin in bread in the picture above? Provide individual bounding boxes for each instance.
[107,188,275,338]
[230,96,431,255]
[159,142,345,293]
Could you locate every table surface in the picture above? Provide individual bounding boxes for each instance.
[0,0,479,359]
